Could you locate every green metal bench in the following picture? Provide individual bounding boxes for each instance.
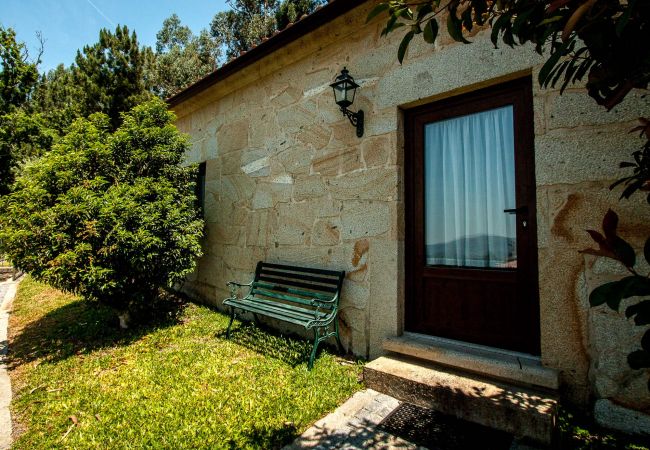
[223,262,345,369]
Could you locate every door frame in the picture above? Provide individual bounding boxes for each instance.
[403,76,541,355]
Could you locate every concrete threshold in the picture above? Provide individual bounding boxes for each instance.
[364,355,558,446]
[384,333,559,391]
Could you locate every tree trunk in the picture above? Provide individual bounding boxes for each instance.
[118,311,131,329]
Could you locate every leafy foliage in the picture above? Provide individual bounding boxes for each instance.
[611,119,650,204]
[74,25,153,129]
[276,0,327,30]
[30,64,84,135]
[0,99,203,318]
[0,26,52,195]
[210,0,326,61]
[147,14,220,99]
[582,210,650,387]
[370,0,650,110]
[0,111,57,195]
[211,0,282,61]
[0,26,39,116]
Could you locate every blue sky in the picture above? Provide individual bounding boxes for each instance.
[2,0,229,72]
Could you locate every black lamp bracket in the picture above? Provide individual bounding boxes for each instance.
[340,107,364,138]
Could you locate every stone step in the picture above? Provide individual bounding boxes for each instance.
[363,355,558,445]
[384,332,559,390]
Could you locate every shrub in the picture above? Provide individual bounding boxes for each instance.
[0,98,203,326]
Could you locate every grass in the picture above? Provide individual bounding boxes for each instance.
[559,408,650,450]
[8,277,363,449]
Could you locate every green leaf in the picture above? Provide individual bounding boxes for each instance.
[620,277,650,300]
[366,3,391,23]
[611,237,636,268]
[512,7,535,36]
[539,40,570,87]
[399,7,413,20]
[539,15,563,26]
[602,209,619,239]
[398,30,415,64]
[446,12,471,44]
[417,3,433,20]
[423,19,439,44]
[490,14,511,47]
[628,350,650,370]
[642,329,650,352]
[616,0,637,37]
[589,280,624,308]
[626,300,650,321]
[381,13,400,37]
[461,6,473,32]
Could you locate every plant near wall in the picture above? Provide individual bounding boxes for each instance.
[368,1,649,109]
[0,98,204,327]
[582,124,650,388]
[372,0,650,387]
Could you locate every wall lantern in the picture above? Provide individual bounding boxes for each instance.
[330,67,364,138]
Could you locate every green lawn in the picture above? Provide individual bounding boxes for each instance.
[8,277,363,449]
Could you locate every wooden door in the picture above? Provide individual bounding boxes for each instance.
[404,77,540,355]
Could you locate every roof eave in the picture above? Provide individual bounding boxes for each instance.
[166,0,369,108]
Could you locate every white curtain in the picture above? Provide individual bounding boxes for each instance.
[424,105,517,268]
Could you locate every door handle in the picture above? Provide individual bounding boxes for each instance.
[503,206,528,215]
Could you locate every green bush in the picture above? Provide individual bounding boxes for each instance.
[0,98,203,325]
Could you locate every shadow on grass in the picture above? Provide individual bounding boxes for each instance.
[224,421,299,450]
[215,321,333,368]
[8,290,187,368]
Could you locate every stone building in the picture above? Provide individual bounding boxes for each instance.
[168,0,650,441]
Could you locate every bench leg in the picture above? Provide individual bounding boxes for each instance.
[308,328,320,370]
[226,307,237,339]
[334,319,343,354]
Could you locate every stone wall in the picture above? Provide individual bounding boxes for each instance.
[172,1,650,410]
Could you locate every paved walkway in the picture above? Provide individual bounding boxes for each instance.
[0,278,19,450]
[285,389,423,449]
[285,389,542,450]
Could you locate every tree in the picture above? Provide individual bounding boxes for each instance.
[209,0,326,62]
[30,64,83,134]
[211,0,281,60]
[0,26,48,195]
[0,26,39,116]
[0,99,204,326]
[276,0,326,30]
[148,14,220,99]
[74,25,153,129]
[0,111,56,195]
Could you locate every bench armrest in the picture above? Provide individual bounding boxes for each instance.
[313,292,340,304]
[226,280,252,299]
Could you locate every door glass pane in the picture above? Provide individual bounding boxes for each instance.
[424,105,517,268]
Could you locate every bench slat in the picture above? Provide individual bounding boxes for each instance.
[253,281,334,301]
[260,262,343,277]
[224,298,324,325]
[259,268,340,286]
[251,288,335,310]
[258,274,338,293]
[245,296,329,319]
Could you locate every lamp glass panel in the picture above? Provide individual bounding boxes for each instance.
[333,83,347,105]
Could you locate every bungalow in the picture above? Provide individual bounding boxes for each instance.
[168,0,650,443]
